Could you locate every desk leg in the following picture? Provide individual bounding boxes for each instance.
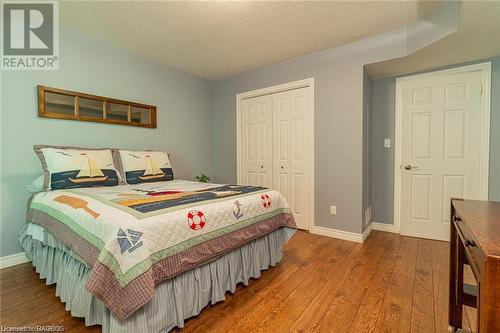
[476,281,481,333]
[449,220,463,330]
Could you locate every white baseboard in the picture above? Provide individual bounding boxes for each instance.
[311,225,368,243]
[0,252,30,269]
[372,222,398,233]
[362,222,373,242]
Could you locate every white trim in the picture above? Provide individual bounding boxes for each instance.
[479,63,492,200]
[372,222,398,234]
[395,62,491,83]
[236,78,314,101]
[394,62,491,236]
[311,226,368,244]
[0,252,30,269]
[362,222,373,242]
[236,78,315,231]
[394,78,403,234]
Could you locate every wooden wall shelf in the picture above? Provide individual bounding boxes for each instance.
[37,85,157,128]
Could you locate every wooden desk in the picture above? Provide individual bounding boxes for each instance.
[449,199,500,332]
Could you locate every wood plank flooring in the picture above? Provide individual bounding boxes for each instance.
[0,230,477,332]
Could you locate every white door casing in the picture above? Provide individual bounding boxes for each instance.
[240,95,273,187]
[395,63,491,241]
[236,78,314,231]
[272,88,311,230]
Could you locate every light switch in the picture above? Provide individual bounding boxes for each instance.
[330,205,337,215]
[384,138,391,148]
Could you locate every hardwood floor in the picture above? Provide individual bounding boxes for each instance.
[0,230,477,332]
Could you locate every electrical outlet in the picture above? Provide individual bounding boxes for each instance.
[330,205,337,215]
[384,138,391,148]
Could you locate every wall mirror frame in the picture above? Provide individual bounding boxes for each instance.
[38,85,157,128]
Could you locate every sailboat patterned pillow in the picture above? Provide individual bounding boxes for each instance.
[116,150,174,184]
[34,145,121,190]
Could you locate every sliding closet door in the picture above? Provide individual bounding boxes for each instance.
[272,87,311,230]
[240,95,273,187]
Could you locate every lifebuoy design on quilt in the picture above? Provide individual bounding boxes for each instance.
[187,210,206,230]
[261,194,272,209]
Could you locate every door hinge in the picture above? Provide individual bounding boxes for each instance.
[480,84,483,95]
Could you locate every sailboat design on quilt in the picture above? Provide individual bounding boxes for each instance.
[70,153,108,183]
[139,155,165,181]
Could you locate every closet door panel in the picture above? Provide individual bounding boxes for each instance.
[273,87,310,230]
[290,88,310,229]
[273,92,290,199]
[241,95,273,187]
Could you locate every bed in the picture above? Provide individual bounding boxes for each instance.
[20,179,296,332]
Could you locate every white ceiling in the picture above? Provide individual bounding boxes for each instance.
[365,1,500,79]
[60,1,440,81]
[60,1,498,81]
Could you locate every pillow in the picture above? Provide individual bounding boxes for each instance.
[116,149,174,184]
[27,175,44,193]
[34,145,121,190]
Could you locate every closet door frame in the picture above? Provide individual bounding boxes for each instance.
[236,78,315,231]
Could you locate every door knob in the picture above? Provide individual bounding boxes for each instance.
[261,165,264,169]
[404,164,417,170]
[280,166,284,169]
[465,239,476,247]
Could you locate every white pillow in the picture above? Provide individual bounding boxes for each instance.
[27,175,44,193]
[34,145,122,190]
[115,149,174,184]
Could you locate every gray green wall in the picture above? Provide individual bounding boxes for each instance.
[211,61,365,234]
[490,59,500,200]
[370,77,396,225]
[371,57,500,225]
[0,28,212,257]
[362,69,373,231]
[210,30,411,235]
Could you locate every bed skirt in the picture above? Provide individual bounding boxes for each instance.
[19,224,295,333]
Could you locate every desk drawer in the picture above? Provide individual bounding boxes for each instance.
[453,214,485,278]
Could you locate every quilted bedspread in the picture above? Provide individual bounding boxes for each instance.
[26,179,296,320]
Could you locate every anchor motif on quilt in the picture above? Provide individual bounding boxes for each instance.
[117,228,144,253]
[233,200,243,219]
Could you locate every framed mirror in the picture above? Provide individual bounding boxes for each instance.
[38,86,157,128]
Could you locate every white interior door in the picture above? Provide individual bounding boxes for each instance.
[241,95,273,187]
[272,87,311,230]
[399,67,487,240]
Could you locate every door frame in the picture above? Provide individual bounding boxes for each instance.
[393,62,491,234]
[236,78,315,231]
